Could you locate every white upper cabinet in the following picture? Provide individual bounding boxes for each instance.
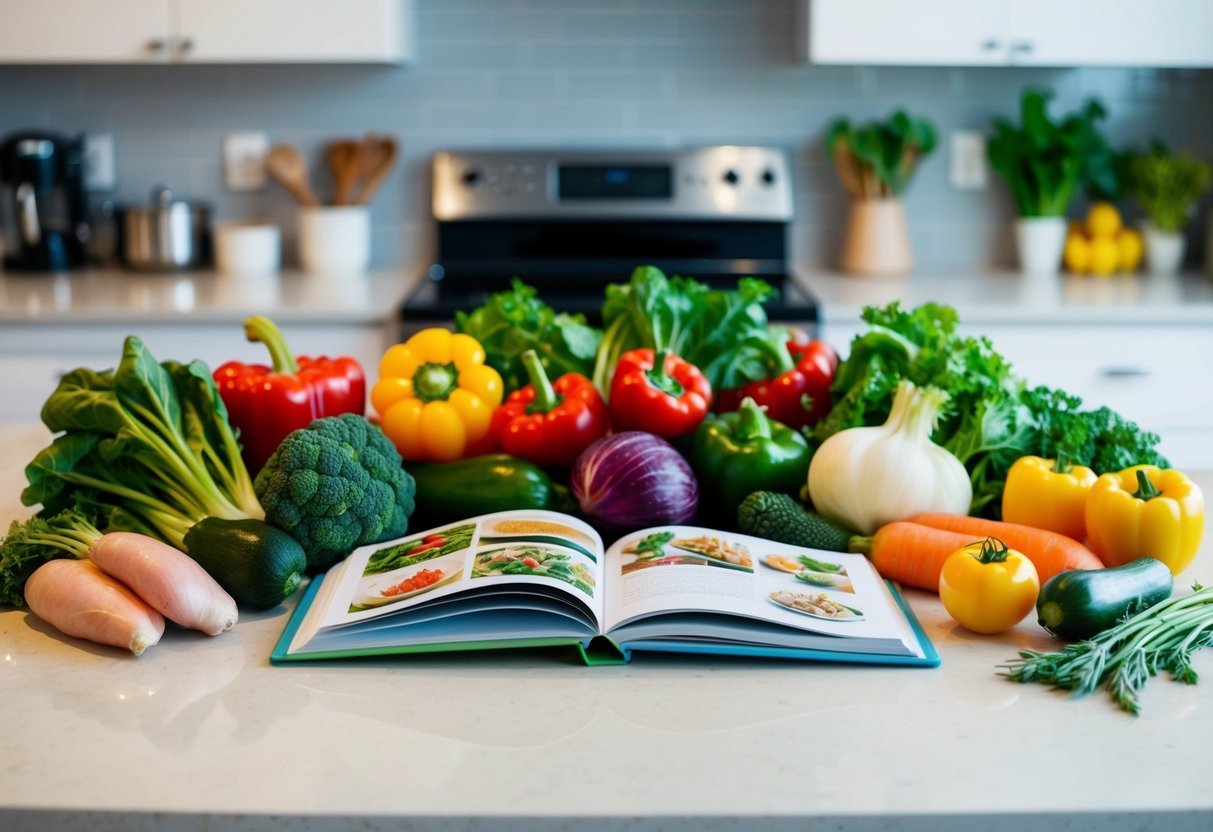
[0,0,171,63]
[802,0,1213,68]
[0,0,410,65]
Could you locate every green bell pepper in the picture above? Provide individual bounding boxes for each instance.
[689,397,811,518]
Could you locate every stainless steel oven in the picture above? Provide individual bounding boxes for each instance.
[400,146,817,331]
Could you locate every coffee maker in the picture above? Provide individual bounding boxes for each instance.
[0,131,89,271]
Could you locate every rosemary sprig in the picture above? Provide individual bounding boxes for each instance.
[1000,582,1213,715]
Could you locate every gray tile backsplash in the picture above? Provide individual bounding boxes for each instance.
[1,0,1209,272]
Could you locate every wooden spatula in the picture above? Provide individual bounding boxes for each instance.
[356,135,400,206]
[327,139,361,205]
[266,144,321,206]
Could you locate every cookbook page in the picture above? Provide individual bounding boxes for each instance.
[316,509,606,632]
[602,526,912,643]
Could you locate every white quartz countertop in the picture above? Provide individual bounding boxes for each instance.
[0,268,421,325]
[1,423,1211,832]
[796,268,1213,325]
[5,265,1213,330]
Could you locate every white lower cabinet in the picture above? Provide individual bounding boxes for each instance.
[819,320,1213,470]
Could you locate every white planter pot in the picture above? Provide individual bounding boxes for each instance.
[1143,224,1186,276]
[1014,217,1067,276]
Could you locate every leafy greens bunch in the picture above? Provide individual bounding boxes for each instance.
[812,302,1167,516]
[592,265,790,395]
[20,337,301,572]
[455,278,602,393]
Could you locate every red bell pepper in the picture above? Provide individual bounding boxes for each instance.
[714,338,838,429]
[608,348,711,439]
[213,316,366,475]
[489,349,609,468]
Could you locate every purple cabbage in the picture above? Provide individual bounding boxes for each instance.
[571,431,698,530]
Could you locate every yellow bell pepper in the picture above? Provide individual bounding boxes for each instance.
[371,328,504,463]
[1084,465,1205,574]
[1001,455,1097,541]
[938,537,1040,635]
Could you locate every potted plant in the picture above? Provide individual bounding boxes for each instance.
[827,110,937,276]
[1126,144,1213,275]
[987,89,1110,276]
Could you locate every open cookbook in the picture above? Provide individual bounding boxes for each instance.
[272,509,939,667]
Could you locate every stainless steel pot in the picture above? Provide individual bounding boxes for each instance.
[117,186,210,271]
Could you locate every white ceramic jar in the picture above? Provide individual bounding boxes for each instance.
[298,206,370,274]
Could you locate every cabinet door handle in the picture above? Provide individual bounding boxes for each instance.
[177,37,195,56]
[146,38,167,54]
[981,38,1002,52]
[1100,366,1151,378]
[1010,40,1034,54]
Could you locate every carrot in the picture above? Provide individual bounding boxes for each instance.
[25,559,165,655]
[909,513,1104,583]
[849,522,974,591]
[88,532,238,636]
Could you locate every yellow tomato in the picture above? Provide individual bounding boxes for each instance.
[939,537,1040,635]
[1086,202,1122,237]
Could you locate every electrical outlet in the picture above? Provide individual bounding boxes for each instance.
[82,133,116,192]
[223,132,270,192]
[949,130,987,190]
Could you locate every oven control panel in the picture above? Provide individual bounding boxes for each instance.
[432,147,793,221]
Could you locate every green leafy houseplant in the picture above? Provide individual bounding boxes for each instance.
[827,110,937,199]
[987,89,1111,217]
[1127,146,1213,233]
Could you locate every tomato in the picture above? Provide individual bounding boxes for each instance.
[422,534,447,545]
[521,556,540,569]
[939,537,1040,635]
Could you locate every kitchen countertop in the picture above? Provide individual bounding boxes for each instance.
[4,266,1213,328]
[794,268,1213,325]
[0,267,423,325]
[1,421,1211,832]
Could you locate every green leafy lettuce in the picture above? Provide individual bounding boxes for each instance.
[455,279,602,393]
[813,302,1167,517]
[592,265,790,395]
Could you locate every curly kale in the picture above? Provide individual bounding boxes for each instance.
[254,414,416,572]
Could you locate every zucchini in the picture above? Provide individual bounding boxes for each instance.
[183,517,307,610]
[736,491,853,552]
[409,454,574,526]
[1037,557,1173,640]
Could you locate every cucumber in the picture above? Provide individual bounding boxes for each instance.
[736,491,853,552]
[183,517,307,610]
[409,454,573,526]
[1036,557,1173,640]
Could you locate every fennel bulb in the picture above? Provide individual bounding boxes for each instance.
[807,380,972,534]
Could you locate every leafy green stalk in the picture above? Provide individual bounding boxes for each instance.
[0,509,103,607]
[22,337,264,550]
[455,279,602,393]
[1126,146,1213,233]
[592,266,789,396]
[827,110,937,198]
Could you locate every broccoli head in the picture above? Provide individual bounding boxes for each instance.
[254,414,416,572]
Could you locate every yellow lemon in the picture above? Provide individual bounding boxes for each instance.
[1089,235,1119,276]
[1086,202,1123,237]
[1117,228,1144,272]
[1063,232,1092,274]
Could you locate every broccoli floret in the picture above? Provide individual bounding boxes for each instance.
[254,414,416,572]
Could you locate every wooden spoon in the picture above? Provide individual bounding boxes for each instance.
[327,139,361,206]
[265,144,321,207]
[355,135,400,206]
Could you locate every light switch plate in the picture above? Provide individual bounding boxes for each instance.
[949,130,987,190]
[82,133,116,192]
[223,132,270,192]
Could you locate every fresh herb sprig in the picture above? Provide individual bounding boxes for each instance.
[1000,583,1213,715]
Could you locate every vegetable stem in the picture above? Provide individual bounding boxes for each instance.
[521,349,562,413]
[1131,468,1162,501]
[244,315,300,375]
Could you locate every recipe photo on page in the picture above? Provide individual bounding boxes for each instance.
[601,526,927,658]
[286,510,608,655]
